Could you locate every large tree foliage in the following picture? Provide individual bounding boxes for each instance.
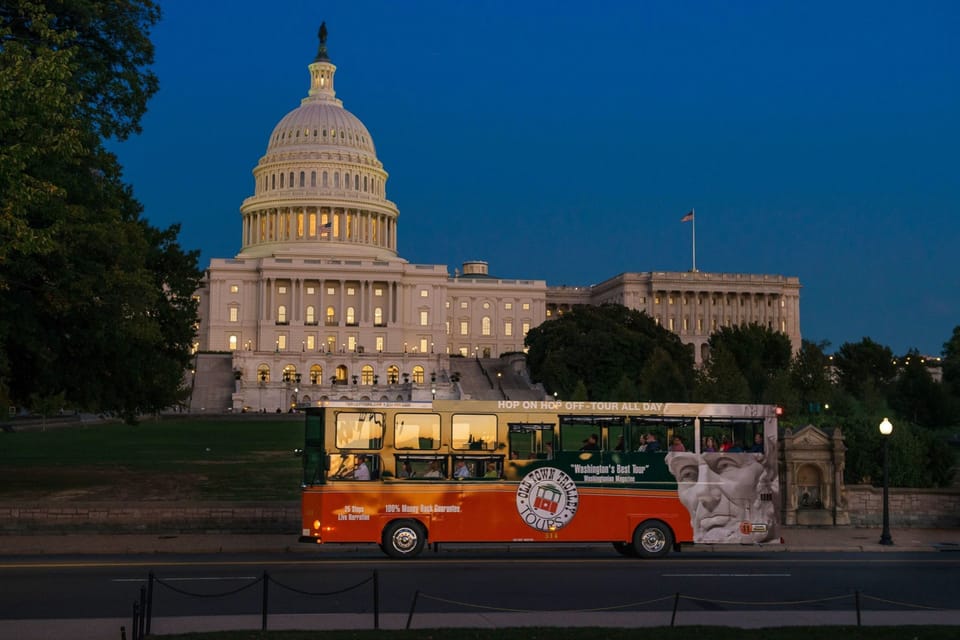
[0,1,200,421]
[706,323,792,402]
[525,304,694,401]
[832,337,897,401]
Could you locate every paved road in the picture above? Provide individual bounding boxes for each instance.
[0,530,958,638]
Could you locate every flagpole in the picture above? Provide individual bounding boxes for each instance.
[691,208,697,272]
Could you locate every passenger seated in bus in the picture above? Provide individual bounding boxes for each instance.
[703,436,717,452]
[750,433,764,452]
[398,461,415,478]
[580,434,599,451]
[669,436,686,452]
[423,461,442,478]
[544,442,554,460]
[642,433,661,452]
[353,455,371,481]
[484,462,499,478]
[454,459,471,479]
[720,435,732,452]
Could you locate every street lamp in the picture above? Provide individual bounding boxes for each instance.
[878,417,894,546]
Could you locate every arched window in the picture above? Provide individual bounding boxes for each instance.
[361,365,374,385]
[412,365,424,384]
[280,173,284,188]
[363,175,368,192]
[306,305,316,324]
[282,364,297,383]
[374,307,383,325]
[346,306,356,325]
[289,171,294,187]
[344,173,350,189]
[481,316,491,336]
[277,305,287,323]
[272,174,276,189]
[309,365,323,384]
[334,173,340,188]
[325,306,336,325]
[323,171,328,187]
[335,364,348,384]
[299,171,305,187]
[387,365,400,384]
[257,364,270,382]
[311,171,316,187]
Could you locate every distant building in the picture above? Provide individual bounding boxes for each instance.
[193,27,801,412]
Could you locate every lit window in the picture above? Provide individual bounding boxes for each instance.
[348,336,356,351]
[460,321,469,335]
[483,302,490,309]
[374,307,384,325]
[504,321,513,336]
[230,285,239,294]
[522,322,530,336]
[306,335,316,350]
[412,366,424,384]
[277,305,287,323]
[504,302,512,310]
[420,310,429,326]
[229,307,239,322]
[376,336,384,352]
[228,335,238,350]
[347,287,355,296]
[420,290,429,297]
[346,307,356,324]
[419,338,428,353]
[460,301,468,309]
[326,306,336,324]
[522,303,530,310]
[306,286,315,295]
[278,335,287,350]
[481,316,491,336]
[327,287,335,295]
[361,365,374,385]
[278,286,287,294]
[306,306,316,323]
[374,288,383,296]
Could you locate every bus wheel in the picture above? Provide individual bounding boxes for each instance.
[382,520,426,559]
[632,520,673,558]
[612,541,637,557]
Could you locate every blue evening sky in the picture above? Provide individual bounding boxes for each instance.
[111,0,959,356]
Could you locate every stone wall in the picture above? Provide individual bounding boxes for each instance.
[843,485,960,528]
[0,502,300,534]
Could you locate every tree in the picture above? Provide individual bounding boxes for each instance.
[0,2,200,422]
[833,337,897,402]
[889,350,951,428]
[525,304,694,401]
[707,323,792,402]
[790,339,834,415]
[694,344,751,403]
[942,326,960,399]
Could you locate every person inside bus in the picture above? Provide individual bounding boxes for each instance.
[669,436,686,452]
[398,461,415,478]
[544,442,554,460]
[484,462,499,478]
[642,433,661,452]
[750,432,764,453]
[423,461,442,478]
[454,459,471,479]
[703,436,717,452]
[580,434,599,451]
[353,455,371,481]
[665,434,779,544]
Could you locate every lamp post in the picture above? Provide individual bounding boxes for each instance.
[878,417,894,546]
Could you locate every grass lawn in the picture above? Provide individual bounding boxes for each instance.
[0,416,303,501]
[153,626,960,640]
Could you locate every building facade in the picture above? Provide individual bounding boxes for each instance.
[194,27,801,412]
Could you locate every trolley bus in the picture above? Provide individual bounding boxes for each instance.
[300,399,781,558]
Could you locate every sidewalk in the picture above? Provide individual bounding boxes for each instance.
[1,526,958,557]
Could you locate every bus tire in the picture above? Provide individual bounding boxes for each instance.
[382,520,426,559]
[632,520,673,558]
[612,541,637,557]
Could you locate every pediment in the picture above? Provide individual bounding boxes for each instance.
[791,424,831,447]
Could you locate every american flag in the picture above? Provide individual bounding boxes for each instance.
[680,210,694,223]
[319,222,332,236]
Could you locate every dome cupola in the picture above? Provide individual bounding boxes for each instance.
[238,23,400,260]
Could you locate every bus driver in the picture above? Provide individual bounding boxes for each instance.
[664,435,778,544]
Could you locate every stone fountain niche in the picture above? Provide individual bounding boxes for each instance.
[781,425,851,526]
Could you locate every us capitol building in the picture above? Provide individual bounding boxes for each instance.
[192,26,801,413]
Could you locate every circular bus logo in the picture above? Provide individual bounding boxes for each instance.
[516,467,579,532]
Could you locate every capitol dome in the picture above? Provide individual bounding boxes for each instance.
[238,24,400,260]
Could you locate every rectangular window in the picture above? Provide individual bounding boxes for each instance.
[229,285,239,294]
[327,287,336,295]
[374,288,383,296]
[278,286,287,294]
[419,338,428,353]
[460,321,469,335]
[306,286,315,295]
[277,335,287,350]
[460,301,468,309]
[306,335,316,350]
[522,303,530,310]
[452,414,497,450]
[335,412,384,449]
[229,307,239,322]
[420,290,429,297]
[505,302,512,310]
[394,413,440,449]
[376,336,384,352]
[228,335,238,350]
[348,336,357,351]
[346,287,355,296]
[327,336,336,352]
[522,322,530,336]
[420,310,429,326]
[504,321,513,336]
[459,346,469,357]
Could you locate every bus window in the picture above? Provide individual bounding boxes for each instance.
[507,422,554,459]
[452,414,497,450]
[328,453,380,480]
[395,413,440,450]
[560,415,626,451]
[336,412,384,449]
